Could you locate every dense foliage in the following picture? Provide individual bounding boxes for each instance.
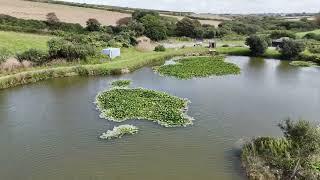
[48,38,96,60]
[111,80,131,87]
[242,119,320,179]
[279,39,306,59]
[140,15,167,41]
[99,124,139,140]
[154,45,166,52]
[175,18,202,38]
[95,83,193,127]
[245,35,269,56]
[155,56,240,79]
[86,18,101,32]
[16,49,48,65]
[269,30,296,39]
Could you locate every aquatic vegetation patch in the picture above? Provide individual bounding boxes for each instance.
[289,61,318,67]
[111,79,131,87]
[95,87,193,127]
[99,124,139,140]
[154,56,240,79]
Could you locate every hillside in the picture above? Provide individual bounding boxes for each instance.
[0,0,130,26]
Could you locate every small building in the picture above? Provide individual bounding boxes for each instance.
[102,48,121,59]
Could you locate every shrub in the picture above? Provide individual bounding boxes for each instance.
[132,10,159,22]
[175,17,201,38]
[154,45,166,52]
[309,45,320,54]
[116,17,132,26]
[0,47,11,63]
[303,33,320,41]
[140,15,167,41]
[48,39,96,61]
[245,35,269,56]
[269,30,296,39]
[46,12,59,25]
[16,49,49,65]
[86,18,101,32]
[280,40,305,59]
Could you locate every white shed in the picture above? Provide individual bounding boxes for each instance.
[102,48,121,59]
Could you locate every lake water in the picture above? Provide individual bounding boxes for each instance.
[1,56,320,180]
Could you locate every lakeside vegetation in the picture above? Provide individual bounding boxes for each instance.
[155,56,240,79]
[242,119,320,179]
[99,124,139,140]
[289,61,318,67]
[95,80,193,127]
[111,79,131,87]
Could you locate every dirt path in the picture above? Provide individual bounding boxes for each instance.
[0,0,130,26]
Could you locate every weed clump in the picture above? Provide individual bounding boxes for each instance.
[111,80,131,88]
[99,124,139,140]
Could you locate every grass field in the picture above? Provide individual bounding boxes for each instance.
[296,29,320,38]
[0,31,51,54]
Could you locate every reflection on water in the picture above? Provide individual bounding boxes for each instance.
[0,56,319,180]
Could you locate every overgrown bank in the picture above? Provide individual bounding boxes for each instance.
[0,47,207,89]
[242,119,320,180]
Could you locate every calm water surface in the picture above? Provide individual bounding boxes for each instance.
[1,56,320,180]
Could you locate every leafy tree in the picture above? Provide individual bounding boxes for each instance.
[116,17,132,26]
[140,15,167,41]
[86,18,101,32]
[46,12,59,25]
[175,17,201,38]
[132,10,159,22]
[245,35,269,56]
[279,40,305,59]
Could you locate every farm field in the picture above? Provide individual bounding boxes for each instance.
[0,0,130,26]
[0,31,51,53]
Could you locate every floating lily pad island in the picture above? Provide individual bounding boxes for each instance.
[95,80,193,127]
[154,56,241,79]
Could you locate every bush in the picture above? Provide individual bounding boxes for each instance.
[154,45,166,52]
[309,45,320,54]
[16,49,49,65]
[140,15,167,41]
[303,33,320,41]
[175,17,201,38]
[0,47,12,63]
[48,38,96,61]
[46,12,59,25]
[86,18,101,32]
[245,35,269,56]
[269,30,296,39]
[280,40,305,59]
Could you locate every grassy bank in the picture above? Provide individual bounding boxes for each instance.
[0,47,207,89]
[296,29,320,38]
[0,31,51,54]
